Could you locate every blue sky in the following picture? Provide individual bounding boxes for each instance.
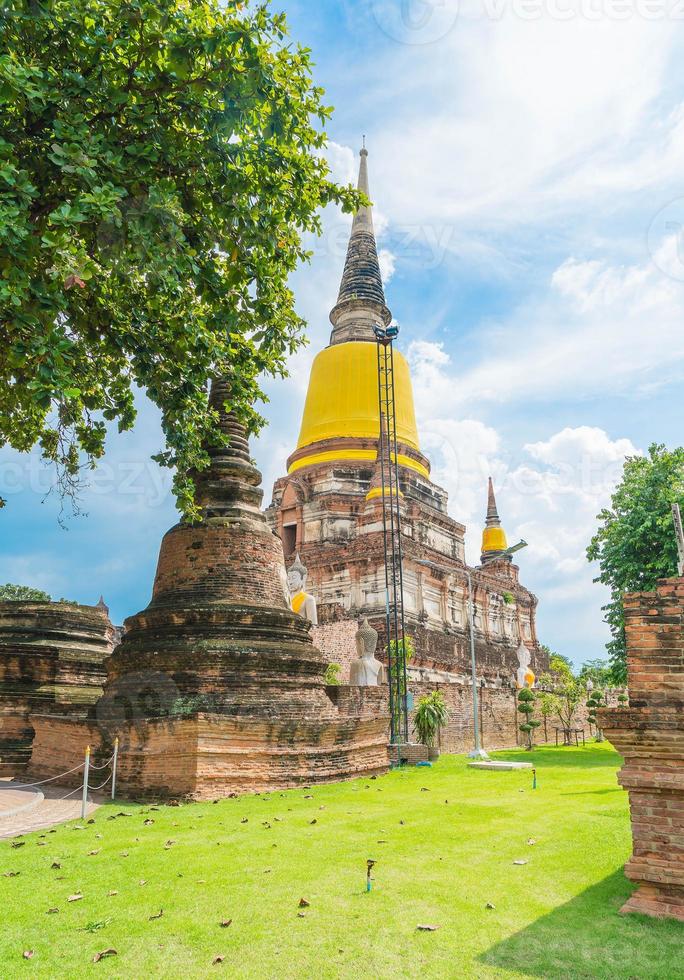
[2,0,684,665]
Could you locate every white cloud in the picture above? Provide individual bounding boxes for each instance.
[363,3,683,237]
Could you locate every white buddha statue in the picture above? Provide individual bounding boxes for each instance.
[350,617,387,687]
[516,640,535,689]
[287,553,318,625]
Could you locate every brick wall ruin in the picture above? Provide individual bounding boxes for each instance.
[599,577,684,922]
[0,601,114,774]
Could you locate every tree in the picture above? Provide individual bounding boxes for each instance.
[538,690,556,743]
[587,444,684,684]
[578,659,613,688]
[0,0,360,517]
[0,582,51,601]
[548,653,574,680]
[539,667,584,746]
[517,688,541,750]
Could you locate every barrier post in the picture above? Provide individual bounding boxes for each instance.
[81,745,90,820]
[111,737,119,801]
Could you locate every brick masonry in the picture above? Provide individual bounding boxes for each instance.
[0,602,114,774]
[27,397,391,799]
[599,576,684,921]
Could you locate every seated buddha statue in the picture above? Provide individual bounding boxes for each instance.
[516,640,535,688]
[350,617,387,686]
[287,553,318,626]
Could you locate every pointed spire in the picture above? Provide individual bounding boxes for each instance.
[481,477,509,563]
[329,144,392,345]
[486,477,501,527]
[192,378,264,521]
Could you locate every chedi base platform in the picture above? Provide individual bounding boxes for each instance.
[29,382,389,799]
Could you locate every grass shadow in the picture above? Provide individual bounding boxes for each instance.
[480,869,683,980]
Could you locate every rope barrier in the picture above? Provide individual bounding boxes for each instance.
[0,764,85,790]
[54,784,84,802]
[88,772,112,792]
[1,736,120,822]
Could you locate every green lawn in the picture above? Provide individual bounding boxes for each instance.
[1,743,682,979]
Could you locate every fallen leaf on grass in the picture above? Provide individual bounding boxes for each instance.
[36,841,47,847]
[144,819,155,827]
[527,838,537,846]
[3,871,20,878]
[219,919,232,928]
[420,788,430,792]
[11,841,25,849]
[298,898,310,908]
[212,955,225,965]
[46,908,59,915]
[139,880,147,886]
[92,948,117,963]
[417,924,440,931]
[303,794,313,799]
[309,819,317,825]
[67,894,83,903]
[88,850,100,856]
[240,818,248,824]
[297,911,306,918]
[22,950,34,959]
[120,852,129,858]
[149,909,164,921]
[513,860,528,866]
[107,890,118,897]
[486,902,496,910]
[51,862,61,870]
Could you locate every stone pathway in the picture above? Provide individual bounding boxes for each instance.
[0,778,101,839]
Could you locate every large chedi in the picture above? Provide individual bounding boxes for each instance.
[29,381,389,798]
[269,148,544,682]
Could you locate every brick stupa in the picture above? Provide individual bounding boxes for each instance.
[29,381,389,798]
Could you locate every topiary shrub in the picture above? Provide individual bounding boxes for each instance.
[586,689,607,742]
[517,688,541,750]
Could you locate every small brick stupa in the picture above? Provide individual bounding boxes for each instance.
[29,381,389,798]
[600,577,684,921]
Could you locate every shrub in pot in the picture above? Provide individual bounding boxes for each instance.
[414,691,449,759]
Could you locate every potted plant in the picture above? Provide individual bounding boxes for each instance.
[413,690,449,760]
[517,688,541,750]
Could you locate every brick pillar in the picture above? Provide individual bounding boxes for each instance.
[599,577,684,921]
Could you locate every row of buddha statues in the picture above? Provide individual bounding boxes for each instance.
[285,553,535,690]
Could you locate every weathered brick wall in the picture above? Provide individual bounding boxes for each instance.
[29,711,390,800]
[0,602,113,774]
[599,577,684,921]
[151,522,288,610]
[312,620,359,681]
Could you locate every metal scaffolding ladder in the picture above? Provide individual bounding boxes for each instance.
[375,331,409,752]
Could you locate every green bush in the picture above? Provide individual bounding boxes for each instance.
[413,691,449,748]
[324,662,341,686]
